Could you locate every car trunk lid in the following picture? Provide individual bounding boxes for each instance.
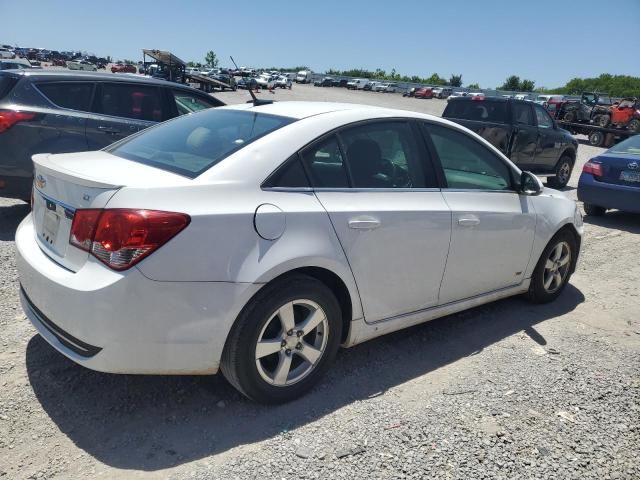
[31,151,188,272]
[596,153,640,187]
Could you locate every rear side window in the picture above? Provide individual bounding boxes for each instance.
[98,83,163,122]
[263,156,310,188]
[443,100,507,123]
[512,102,535,126]
[37,82,94,111]
[108,109,295,178]
[0,75,18,100]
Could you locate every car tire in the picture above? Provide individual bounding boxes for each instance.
[525,229,576,304]
[546,155,573,189]
[583,203,606,216]
[598,115,610,128]
[588,131,604,147]
[221,274,342,404]
[563,111,576,123]
[628,119,640,134]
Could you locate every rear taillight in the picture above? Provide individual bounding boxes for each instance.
[0,110,38,133]
[583,161,604,177]
[69,209,190,271]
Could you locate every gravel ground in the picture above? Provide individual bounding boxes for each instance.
[0,85,638,480]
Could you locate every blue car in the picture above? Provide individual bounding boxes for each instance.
[578,134,640,216]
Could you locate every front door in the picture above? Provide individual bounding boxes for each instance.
[302,121,452,323]
[423,122,536,304]
[532,103,562,170]
[85,82,164,150]
[509,101,538,169]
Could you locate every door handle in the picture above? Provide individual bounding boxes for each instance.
[97,125,120,134]
[458,215,480,227]
[348,217,381,230]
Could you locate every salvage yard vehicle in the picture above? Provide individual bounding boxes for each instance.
[432,87,452,99]
[0,47,16,59]
[0,70,223,200]
[276,75,292,89]
[414,87,434,98]
[403,87,418,97]
[598,98,640,133]
[66,59,97,71]
[578,134,640,216]
[558,91,612,124]
[295,70,312,83]
[346,78,370,90]
[443,96,578,188]
[16,101,583,404]
[314,77,333,87]
[111,63,137,74]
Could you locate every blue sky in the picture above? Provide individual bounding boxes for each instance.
[2,0,639,88]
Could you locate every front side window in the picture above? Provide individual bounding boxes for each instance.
[534,104,554,128]
[37,82,94,111]
[339,121,433,188]
[512,102,535,126]
[97,83,163,122]
[108,109,295,178]
[426,123,513,191]
[300,135,349,188]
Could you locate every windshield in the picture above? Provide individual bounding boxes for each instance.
[608,135,640,156]
[107,109,295,178]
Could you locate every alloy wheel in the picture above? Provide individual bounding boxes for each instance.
[558,161,571,184]
[255,299,329,387]
[543,241,571,293]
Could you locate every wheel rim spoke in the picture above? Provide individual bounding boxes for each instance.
[278,302,296,333]
[298,308,325,335]
[545,259,555,270]
[558,252,570,267]
[554,272,562,289]
[298,343,322,365]
[255,339,282,359]
[543,273,554,290]
[273,352,292,385]
[552,244,563,261]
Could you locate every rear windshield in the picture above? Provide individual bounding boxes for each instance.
[107,109,295,178]
[608,135,640,155]
[443,100,508,123]
[0,74,18,100]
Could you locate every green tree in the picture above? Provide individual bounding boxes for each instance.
[205,51,218,68]
[520,79,535,92]
[467,83,480,89]
[500,75,521,91]
[449,74,463,87]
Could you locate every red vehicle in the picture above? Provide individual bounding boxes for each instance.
[414,87,434,99]
[600,98,640,133]
[544,98,565,119]
[111,63,137,74]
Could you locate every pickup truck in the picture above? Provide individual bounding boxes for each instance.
[442,97,578,188]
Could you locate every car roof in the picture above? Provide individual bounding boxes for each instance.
[0,69,194,88]
[220,101,439,121]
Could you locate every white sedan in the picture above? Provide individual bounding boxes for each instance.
[16,102,583,403]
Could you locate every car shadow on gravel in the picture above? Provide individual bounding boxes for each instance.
[583,211,640,234]
[25,284,584,471]
[0,203,30,241]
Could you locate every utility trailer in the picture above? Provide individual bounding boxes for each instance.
[185,71,235,92]
[556,120,638,148]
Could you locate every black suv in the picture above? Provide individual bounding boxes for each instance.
[0,71,224,200]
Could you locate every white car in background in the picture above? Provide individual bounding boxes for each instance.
[256,73,275,89]
[16,102,582,404]
[0,47,16,59]
[66,60,97,71]
[276,75,292,89]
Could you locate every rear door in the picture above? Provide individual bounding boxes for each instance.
[509,101,538,169]
[306,120,452,323]
[85,82,166,150]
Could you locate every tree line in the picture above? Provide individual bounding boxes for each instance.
[539,74,640,98]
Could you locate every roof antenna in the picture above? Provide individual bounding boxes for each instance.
[230,55,273,107]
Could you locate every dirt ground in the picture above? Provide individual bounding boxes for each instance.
[0,84,638,479]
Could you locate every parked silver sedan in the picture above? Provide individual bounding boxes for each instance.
[16,102,583,403]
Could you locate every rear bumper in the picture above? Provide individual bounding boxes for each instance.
[578,173,640,213]
[16,214,263,375]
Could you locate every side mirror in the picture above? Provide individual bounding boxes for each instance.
[520,171,543,195]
